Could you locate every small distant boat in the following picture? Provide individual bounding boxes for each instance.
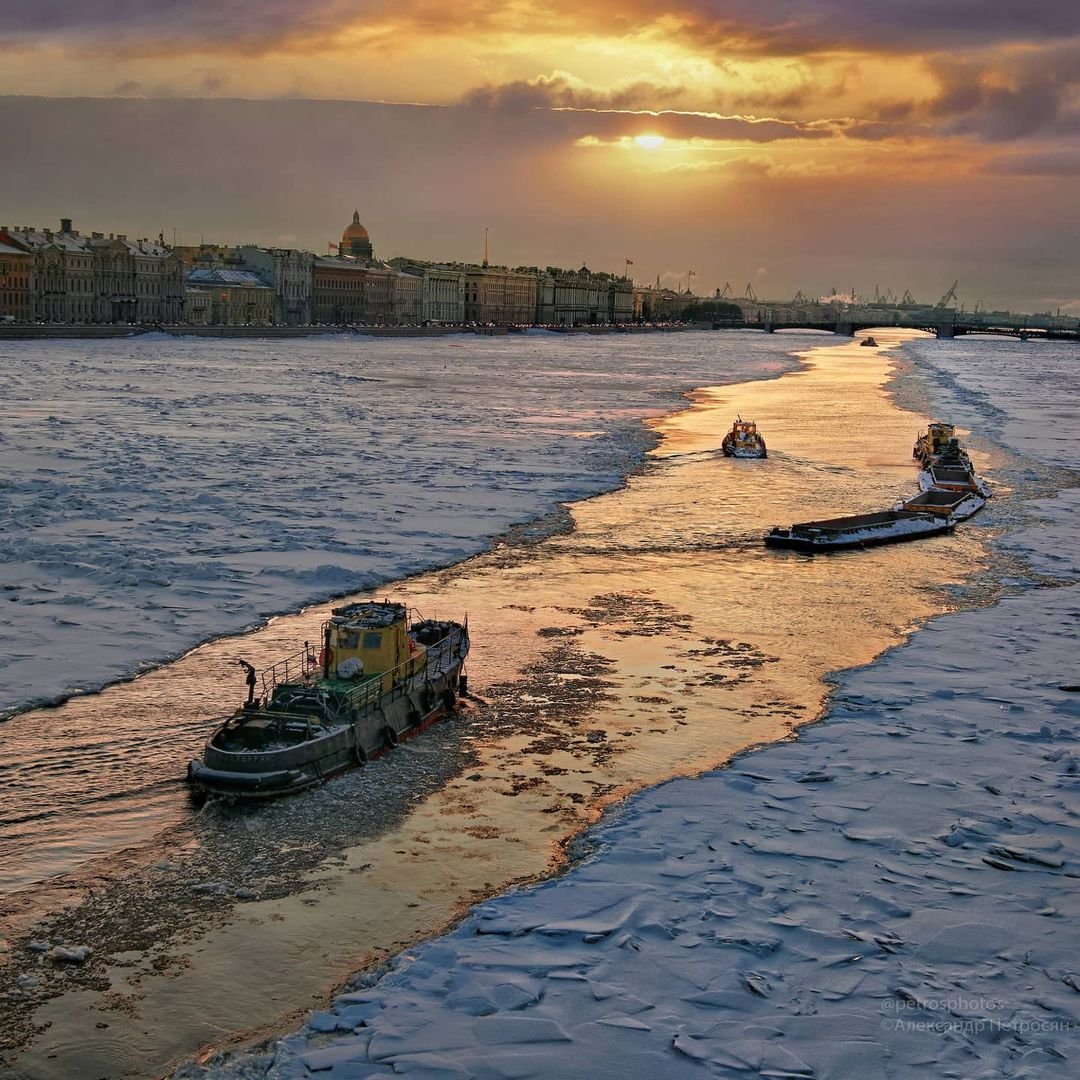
[765,511,955,553]
[721,417,767,459]
[188,601,469,800]
[860,336,879,347]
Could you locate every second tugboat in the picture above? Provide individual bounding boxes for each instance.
[188,601,469,800]
[721,417,767,458]
[907,420,990,521]
[912,420,957,465]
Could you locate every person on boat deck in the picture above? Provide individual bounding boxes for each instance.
[238,660,257,706]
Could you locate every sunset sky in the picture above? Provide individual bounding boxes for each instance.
[1,1,1077,311]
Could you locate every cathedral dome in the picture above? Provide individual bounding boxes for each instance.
[342,210,369,244]
[340,210,374,259]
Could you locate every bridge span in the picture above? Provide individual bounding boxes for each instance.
[709,317,1080,341]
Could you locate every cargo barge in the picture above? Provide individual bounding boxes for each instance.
[765,511,955,553]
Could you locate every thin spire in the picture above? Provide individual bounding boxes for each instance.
[482,227,489,268]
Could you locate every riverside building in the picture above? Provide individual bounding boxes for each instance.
[535,266,634,325]
[311,212,421,325]
[185,268,275,325]
[0,237,33,322]
[0,219,184,323]
[387,258,467,324]
[236,246,315,326]
[462,265,538,325]
[175,244,315,325]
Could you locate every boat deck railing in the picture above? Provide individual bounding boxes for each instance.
[258,625,470,710]
[260,646,319,699]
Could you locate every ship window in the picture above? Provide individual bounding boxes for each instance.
[341,632,359,649]
[363,632,382,649]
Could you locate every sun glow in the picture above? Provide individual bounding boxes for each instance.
[634,133,666,149]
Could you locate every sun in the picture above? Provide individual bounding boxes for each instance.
[633,134,666,150]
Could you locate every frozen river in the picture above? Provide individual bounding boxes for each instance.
[3,329,1061,1078]
[2,330,765,720]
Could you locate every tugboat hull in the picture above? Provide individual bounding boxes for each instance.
[187,760,310,797]
[189,665,463,800]
[721,440,767,459]
[188,610,468,801]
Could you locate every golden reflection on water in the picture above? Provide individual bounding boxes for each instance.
[391,331,985,816]
[3,333,992,1079]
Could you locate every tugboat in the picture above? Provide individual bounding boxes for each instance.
[913,421,957,465]
[721,417,767,458]
[188,601,469,800]
[904,422,990,521]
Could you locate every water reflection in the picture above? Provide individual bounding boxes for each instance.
[394,333,985,806]
[0,333,990,1079]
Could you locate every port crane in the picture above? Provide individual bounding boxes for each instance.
[935,280,960,309]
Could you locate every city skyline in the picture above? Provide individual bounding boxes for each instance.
[1,2,1077,312]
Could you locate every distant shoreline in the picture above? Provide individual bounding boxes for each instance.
[0,323,697,341]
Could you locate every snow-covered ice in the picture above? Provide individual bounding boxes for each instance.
[0,332,795,717]
[173,337,1080,1080]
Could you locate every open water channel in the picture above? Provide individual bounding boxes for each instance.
[0,331,997,1078]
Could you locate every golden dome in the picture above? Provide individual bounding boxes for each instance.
[342,210,369,243]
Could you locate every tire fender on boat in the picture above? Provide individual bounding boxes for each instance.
[442,687,457,712]
[383,725,399,749]
[353,741,368,766]
[421,684,436,712]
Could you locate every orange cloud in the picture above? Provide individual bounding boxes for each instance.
[0,0,1076,166]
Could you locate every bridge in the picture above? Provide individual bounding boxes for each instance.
[709,314,1080,341]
